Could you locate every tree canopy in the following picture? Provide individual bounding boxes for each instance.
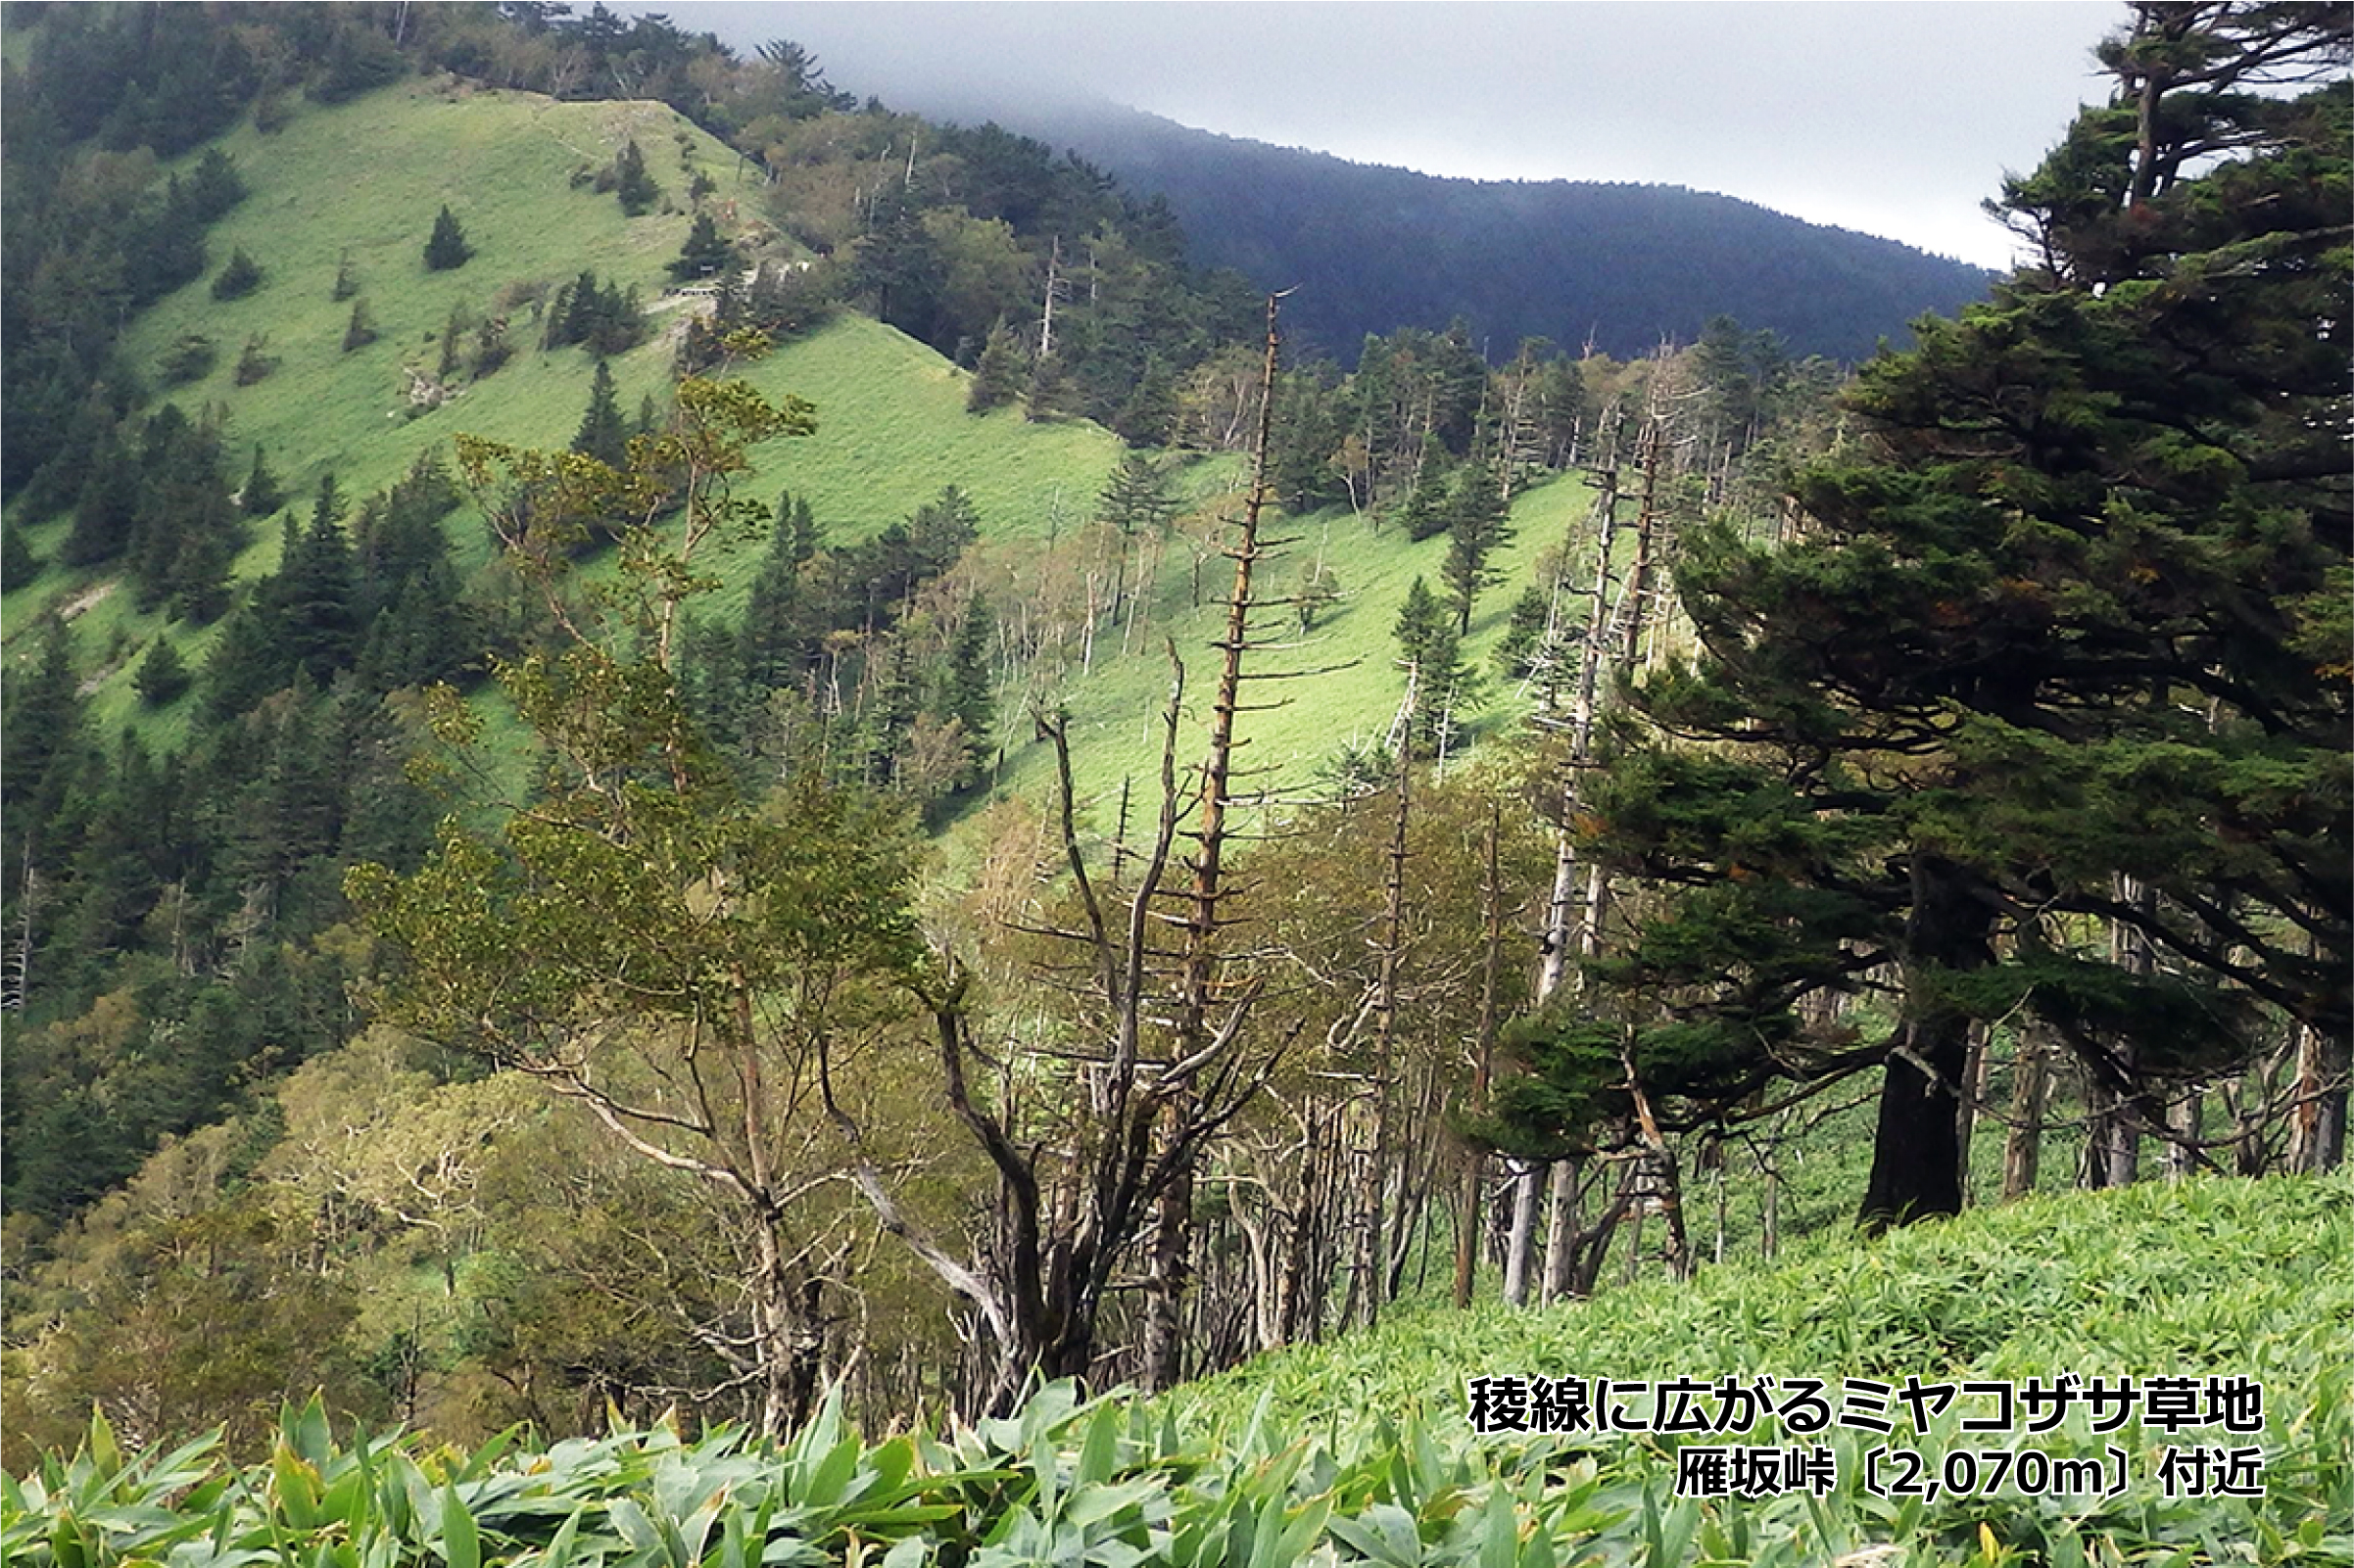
[1524,1,2350,1224]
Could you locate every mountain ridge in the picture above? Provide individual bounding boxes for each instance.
[870,87,1995,364]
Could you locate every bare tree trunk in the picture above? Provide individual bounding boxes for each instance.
[1506,476,1622,1310]
[2002,1030,2049,1201]
[1618,416,1663,671]
[5,842,36,1011]
[1502,1165,1543,1307]
[1538,1159,1583,1303]
[1708,1141,1727,1265]
[1037,236,1061,359]
[1141,296,1286,1392]
[2094,1061,2142,1188]
[1454,807,1504,1309]
[1271,1135,1319,1348]
[1352,737,1412,1330]
[2164,1089,2201,1179]
[1859,856,1993,1228]
[1624,1050,1690,1281]
[2092,878,2155,1188]
[2288,1022,2350,1173]
[1953,1023,1989,1205]
[1386,1064,1445,1299]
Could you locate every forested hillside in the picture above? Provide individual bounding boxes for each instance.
[1,7,2346,1552]
[870,92,1999,365]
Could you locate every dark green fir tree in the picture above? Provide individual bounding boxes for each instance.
[1440,457,1512,634]
[134,639,193,705]
[423,205,473,271]
[667,212,734,282]
[966,322,1024,414]
[210,247,263,301]
[1392,575,1478,756]
[1530,1,2354,1225]
[613,139,660,216]
[735,491,824,704]
[341,298,378,353]
[571,359,629,470]
[240,444,286,517]
[270,476,360,685]
[1,520,40,588]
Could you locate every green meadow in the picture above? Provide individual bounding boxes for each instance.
[6,72,1591,821]
[8,1176,2345,1566]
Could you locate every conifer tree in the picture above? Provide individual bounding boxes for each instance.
[233,334,276,386]
[61,734,165,964]
[613,139,660,215]
[1097,450,1179,541]
[5,618,83,823]
[437,303,470,381]
[908,485,982,580]
[938,592,996,784]
[183,148,247,223]
[779,488,818,565]
[123,404,239,612]
[240,444,285,517]
[1440,458,1512,635]
[1111,360,1180,448]
[134,640,192,705]
[739,497,813,695]
[161,334,217,386]
[1392,575,1478,756]
[966,322,1024,414]
[1392,439,1452,542]
[271,476,360,685]
[168,526,236,626]
[341,297,377,353]
[62,429,139,566]
[571,359,629,470]
[202,598,280,722]
[1096,450,1177,619]
[210,247,263,301]
[2,520,39,588]
[1023,352,1069,422]
[1544,1,2354,1222]
[423,205,473,271]
[1493,585,1551,681]
[667,211,734,281]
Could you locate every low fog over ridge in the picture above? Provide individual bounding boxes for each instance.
[645,1,2117,270]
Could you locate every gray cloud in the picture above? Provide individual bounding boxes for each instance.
[648,2,2120,266]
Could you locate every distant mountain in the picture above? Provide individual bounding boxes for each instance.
[897,93,1995,365]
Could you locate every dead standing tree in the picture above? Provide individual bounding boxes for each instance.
[1504,370,1693,1306]
[889,296,1301,1406]
[1141,291,1299,1390]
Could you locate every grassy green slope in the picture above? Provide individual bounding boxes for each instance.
[7,1177,2343,1566]
[3,77,1129,736]
[981,473,1589,835]
[7,80,721,726]
[1161,1173,2352,1562]
[4,71,1590,818]
[1174,1174,2353,1429]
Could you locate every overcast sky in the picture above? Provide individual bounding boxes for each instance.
[646,3,2123,269]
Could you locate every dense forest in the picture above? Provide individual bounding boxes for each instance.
[0,0,2345,1511]
[868,92,1998,363]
